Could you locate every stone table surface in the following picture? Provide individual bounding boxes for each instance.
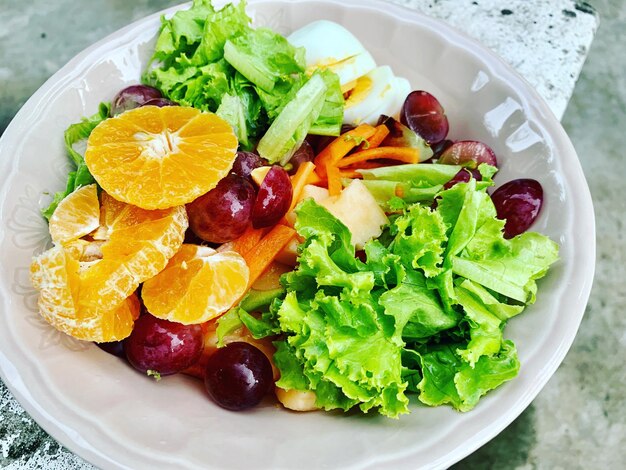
[1,0,623,468]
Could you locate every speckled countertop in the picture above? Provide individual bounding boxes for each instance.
[2,0,623,468]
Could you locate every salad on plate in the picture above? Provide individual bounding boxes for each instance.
[30,0,558,419]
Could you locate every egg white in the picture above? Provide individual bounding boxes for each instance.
[343,66,410,126]
[360,76,412,125]
[288,20,376,86]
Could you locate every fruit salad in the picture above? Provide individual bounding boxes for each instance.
[30,0,558,418]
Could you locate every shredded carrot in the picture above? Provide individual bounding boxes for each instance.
[336,146,420,168]
[338,169,364,179]
[339,162,388,179]
[242,224,296,286]
[359,124,390,150]
[314,124,377,178]
[288,162,316,213]
[231,225,266,257]
[304,169,322,185]
[326,163,342,196]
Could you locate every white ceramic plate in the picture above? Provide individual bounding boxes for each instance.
[0,1,595,468]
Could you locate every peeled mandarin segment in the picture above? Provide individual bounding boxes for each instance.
[86,118,144,146]
[31,246,81,319]
[85,106,237,210]
[48,184,100,245]
[81,204,188,311]
[30,246,140,342]
[142,244,249,325]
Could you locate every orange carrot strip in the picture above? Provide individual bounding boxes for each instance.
[336,147,419,168]
[326,163,342,196]
[314,124,377,178]
[243,224,296,286]
[338,169,364,179]
[339,162,389,179]
[346,161,389,170]
[231,225,266,257]
[359,124,390,150]
[288,161,316,213]
[304,169,322,185]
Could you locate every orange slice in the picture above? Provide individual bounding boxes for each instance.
[79,193,188,311]
[30,246,141,342]
[142,244,249,325]
[85,106,238,210]
[48,184,100,245]
[31,191,188,341]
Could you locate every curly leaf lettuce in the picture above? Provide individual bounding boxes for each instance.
[275,200,410,417]
[144,0,343,155]
[42,102,110,220]
[416,341,520,412]
[234,175,558,417]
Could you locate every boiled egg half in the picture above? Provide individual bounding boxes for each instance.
[288,20,376,87]
[288,20,411,127]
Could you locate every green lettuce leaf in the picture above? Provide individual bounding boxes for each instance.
[256,73,326,163]
[192,0,250,64]
[224,27,305,93]
[380,269,459,340]
[42,102,110,220]
[150,0,216,65]
[391,203,448,277]
[308,68,344,136]
[274,200,410,417]
[275,290,409,418]
[416,340,520,412]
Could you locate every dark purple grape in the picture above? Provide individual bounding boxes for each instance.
[288,140,315,175]
[251,166,293,228]
[431,139,454,159]
[142,98,178,107]
[204,342,273,411]
[306,124,355,154]
[231,151,265,180]
[112,85,162,115]
[438,140,498,169]
[491,178,543,239]
[400,90,449,144]
[443,168,483,190]
[187,174,256,243]
[96,341,125,358]
[124,315,204,376]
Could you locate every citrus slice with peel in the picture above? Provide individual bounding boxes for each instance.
[142,244,249,325]
[48,184,100,245]
[30,246,141,342]
[85,106,238,210]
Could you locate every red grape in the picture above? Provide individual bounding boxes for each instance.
[400,90,449,144]
[96,341,125,358]
[187,174,256,243]
[288,140,315,175]
[431,139,454,159]
[231,151,266,180]
[124,315,204,376]
[443,168,482,189]
[438,140,498,168]
[112,85,162,115]
[251,166,293,228]
[491,178,543,238]
[204,342,273,411]
[142,98,178,107]
[306,124,355,154]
